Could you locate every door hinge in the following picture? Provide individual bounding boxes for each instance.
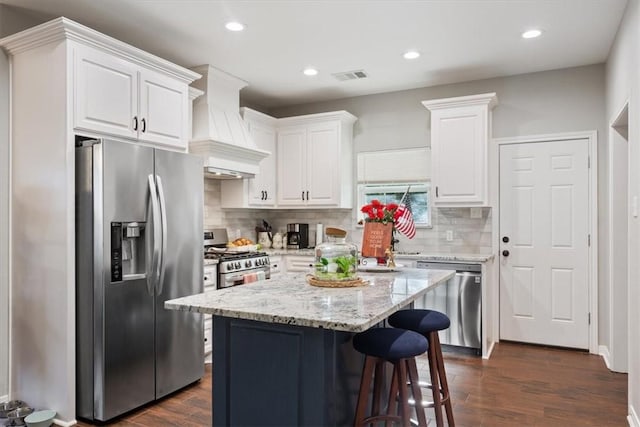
[588,234,591,247]
[588,312,591,325]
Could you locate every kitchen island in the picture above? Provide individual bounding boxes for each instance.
[165,268,455,426]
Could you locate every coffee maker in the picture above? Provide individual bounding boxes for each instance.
[287,223,309,249]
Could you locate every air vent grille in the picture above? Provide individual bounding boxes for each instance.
[332,69,368,81]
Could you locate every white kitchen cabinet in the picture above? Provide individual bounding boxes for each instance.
[221,108,277,207]
[422,93,497,206]
[74,44,191,150]
[269,255,283,276]
[285,255,316,273]
[277,111,357,208]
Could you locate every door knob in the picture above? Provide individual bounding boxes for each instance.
[502,236,509,243]
[502,250,510,257]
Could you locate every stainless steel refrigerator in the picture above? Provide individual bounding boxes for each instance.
[75,138,204,422]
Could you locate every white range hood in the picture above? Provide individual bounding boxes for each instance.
[189,65,270,179]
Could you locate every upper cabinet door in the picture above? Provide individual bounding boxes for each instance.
[306,122,339,205]
[423,93,497,207]
[74,46,138,139]
[138,69,188,149]
[247,122,277,206]
[277,126,307,206]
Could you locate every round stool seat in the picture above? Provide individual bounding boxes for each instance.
[388,309,451,334]
[353,328,428,360]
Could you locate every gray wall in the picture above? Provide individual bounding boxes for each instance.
[606,0,639,415]
[212,64,606,253]
[0,4,51,402]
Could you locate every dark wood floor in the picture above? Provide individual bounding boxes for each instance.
[76,341,627,426]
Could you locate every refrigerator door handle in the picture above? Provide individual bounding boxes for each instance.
[156,175,168,296]
[148,174,162,295]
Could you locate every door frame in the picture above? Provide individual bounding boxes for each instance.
[490,130,598,354]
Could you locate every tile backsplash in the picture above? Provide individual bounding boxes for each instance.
[204,179,492,253]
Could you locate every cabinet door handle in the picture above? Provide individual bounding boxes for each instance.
[301,191,305,201]
[306,190,309,200]
[141,118,147,133]
[435,186,439,197]
[262,191,266,200]
[133,116,138,131]
[265,191,268,200]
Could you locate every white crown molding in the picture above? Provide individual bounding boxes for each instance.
[0,17,200,84]
[277,110,357,127]
[422,92,498,111]
[240,107,278,126]
[188,87,204,101]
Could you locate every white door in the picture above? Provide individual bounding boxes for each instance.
[138,69,188,149]
[499,139,590,349]
[248,122,277,206]
[74,46,138,139]
[277,127,306,206]
[306,122,339,206]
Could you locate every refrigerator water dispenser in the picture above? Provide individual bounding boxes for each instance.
[111,221,146,282]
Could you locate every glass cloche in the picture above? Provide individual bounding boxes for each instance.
[314,227,358,281]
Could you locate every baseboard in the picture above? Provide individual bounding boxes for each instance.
[483,340,496,360]
[53,418,77,426]
[629,404,640,427]
[599,345,612,370]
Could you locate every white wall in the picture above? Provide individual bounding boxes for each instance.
[0,4,48,404]
[0,14,9,405]
[606,0,640,423]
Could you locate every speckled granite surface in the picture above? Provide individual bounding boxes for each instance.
[265,249,494,263]
[264,248,316,256]
[165,268,454,332]
[204,259,219,266]
[393,253,495,262]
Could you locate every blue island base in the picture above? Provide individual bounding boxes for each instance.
[213,316,365,426]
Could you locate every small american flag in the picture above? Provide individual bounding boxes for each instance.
[395,189,416,239]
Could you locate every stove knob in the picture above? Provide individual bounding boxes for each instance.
[256,259,263,266]
[245,260,252,268]
[264,257,270,265]
[236,261,242,269]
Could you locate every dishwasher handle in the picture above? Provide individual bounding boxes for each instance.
[416,260,482,273]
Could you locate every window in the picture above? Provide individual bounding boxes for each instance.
[357,182,432,227]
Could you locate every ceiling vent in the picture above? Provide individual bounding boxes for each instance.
[332,69,368,81]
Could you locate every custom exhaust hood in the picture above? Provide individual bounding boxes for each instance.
[189,65,270,179]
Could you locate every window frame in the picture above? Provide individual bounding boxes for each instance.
[356,181,432,228]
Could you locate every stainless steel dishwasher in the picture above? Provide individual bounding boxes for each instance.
[415,261,482,354]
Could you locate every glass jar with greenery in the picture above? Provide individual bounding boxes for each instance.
[314,227,358,281]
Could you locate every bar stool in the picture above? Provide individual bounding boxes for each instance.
[353,327,429,427]
[388,309,454,427]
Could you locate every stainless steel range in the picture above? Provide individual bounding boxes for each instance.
[204,229,270,288]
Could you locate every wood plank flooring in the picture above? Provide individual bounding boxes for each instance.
[76,341,627,426]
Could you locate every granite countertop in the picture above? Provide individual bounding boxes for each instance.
[265,249,494,263]
[393,253,495,262]
[263,248,316,256]
[204,259,219,266]
[165,268,454,333]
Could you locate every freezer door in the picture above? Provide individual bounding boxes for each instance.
[154,149,204,398]
[89,140,156,421]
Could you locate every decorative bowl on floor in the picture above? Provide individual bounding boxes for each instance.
[24,410,56,427]
[0,401,26,418]
[7,406,34,426]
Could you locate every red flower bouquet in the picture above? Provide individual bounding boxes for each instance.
[360,199,401,225]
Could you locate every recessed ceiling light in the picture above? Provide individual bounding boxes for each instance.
[522,29,542,39]
[403,51,420,60]
[303,67,318,76]
[225,21,245,32]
